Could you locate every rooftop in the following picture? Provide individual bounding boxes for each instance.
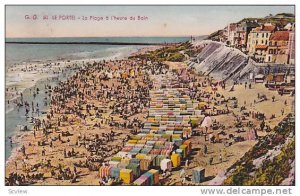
[253,25,276,32]
[270,31,290,41]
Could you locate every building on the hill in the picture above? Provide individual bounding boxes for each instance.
[265,31,289,64]
[254,45,268,63]
[226,23,238,46]
[235,21,259,51]
[247,23,276,61]
[218,28,228,43]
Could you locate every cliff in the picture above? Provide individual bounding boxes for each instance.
[188,40,257,82]
[209,114,295,186]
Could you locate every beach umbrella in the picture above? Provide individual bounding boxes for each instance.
[160,158,172,172]
[201,116,212,128]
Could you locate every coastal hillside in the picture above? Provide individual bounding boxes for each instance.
[207,12,295,40]
[237,13,295,28]
[209,114,295,186]
[130,42,203,62]
[188,40,257,82]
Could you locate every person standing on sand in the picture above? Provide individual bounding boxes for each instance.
[204,144,208,155]
[42,148,46,156]
[72,148,75,157]
[209,157,213,165]
[10,137,13,148]
[36,106,40,116]
[185,159,189,168]
[180,168,185,181]
[223,149,228,161]
[21,145,26,156]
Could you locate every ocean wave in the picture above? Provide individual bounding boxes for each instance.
[66,45,140,61]
[5,45,141,107]
[6,107,14,114]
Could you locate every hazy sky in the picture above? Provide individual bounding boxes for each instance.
[6,5,294,38]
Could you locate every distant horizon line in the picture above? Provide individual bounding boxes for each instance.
[5,41,179,46]
[5,35,207,39]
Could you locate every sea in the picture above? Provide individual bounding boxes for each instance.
[5,36,197,161]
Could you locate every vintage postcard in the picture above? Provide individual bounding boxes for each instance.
[5,5,295,188]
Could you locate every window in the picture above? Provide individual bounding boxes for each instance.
[275,41,277,46]
[269,49,273,54]
[261,40,264,44]
[268,56,271,62]
[262,33,264,38]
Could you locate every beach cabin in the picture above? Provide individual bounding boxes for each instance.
[266,74,274,82]
[254,74,265,83]
[274,73,285,83]
[192,167,205,183]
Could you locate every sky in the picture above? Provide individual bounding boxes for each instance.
[6,5,294,38]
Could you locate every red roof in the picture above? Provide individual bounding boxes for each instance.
[262,25,276,32]
[253,25,276,32]
[270,31,290,41]
[253,27,261,31]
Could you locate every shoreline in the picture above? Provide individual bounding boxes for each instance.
[5,45,141,102]
[5,45,154,162]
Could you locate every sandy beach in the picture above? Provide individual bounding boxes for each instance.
[5,43,295,186]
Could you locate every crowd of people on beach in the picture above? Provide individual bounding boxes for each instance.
[6,58,172,185]
[6,43,292,186]
[5,172,44,186]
